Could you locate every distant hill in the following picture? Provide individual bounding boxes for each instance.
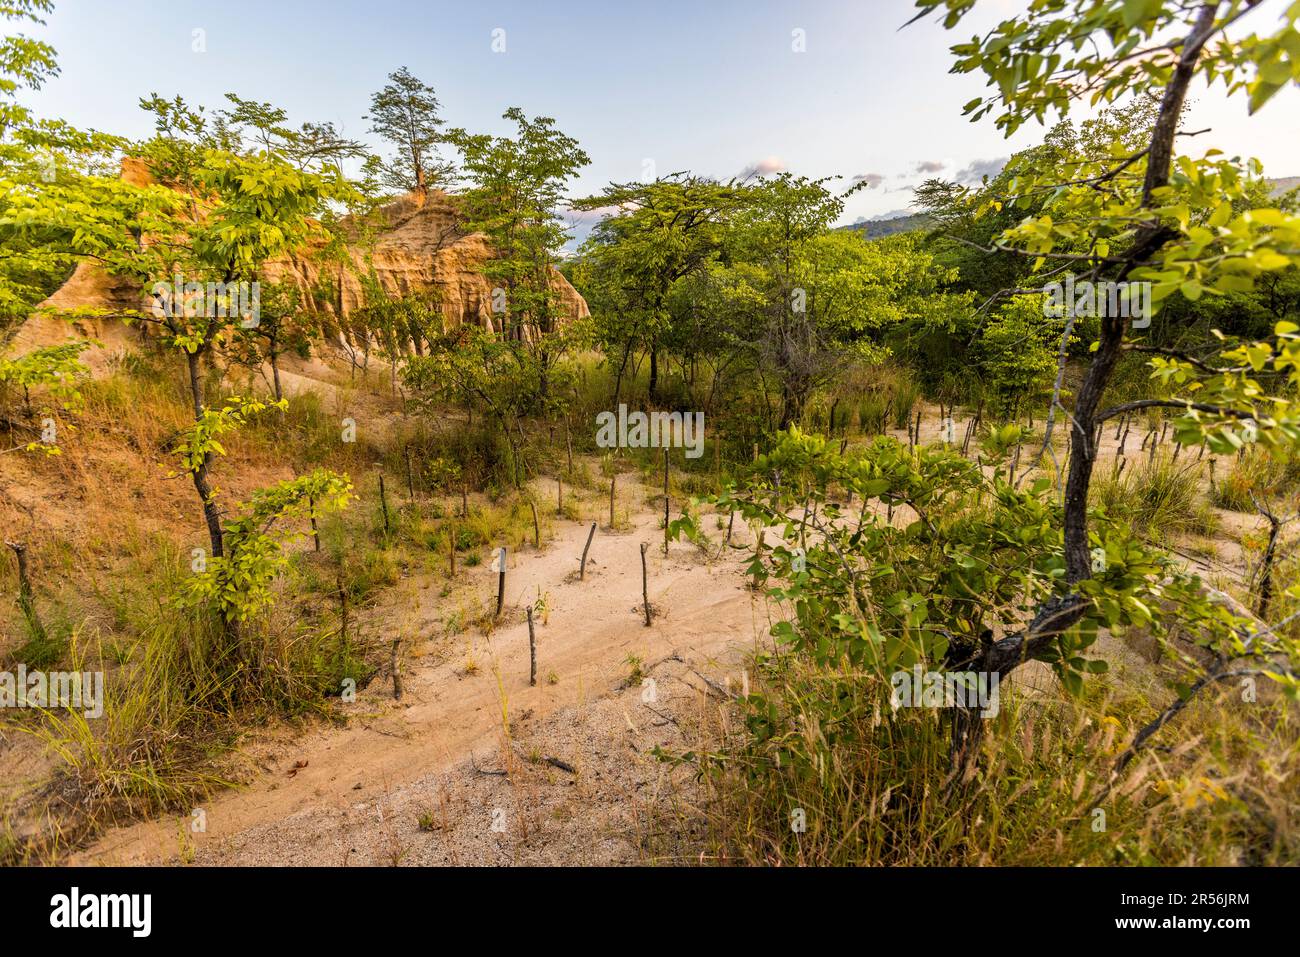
[836,211,931,239]
[836,176,1297,241]
[1269,176,1300,199]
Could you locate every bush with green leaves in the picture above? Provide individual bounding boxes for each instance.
[182,468,353,629]
[696,429,1258,696]
[668,427,1299,862]
[975,295,1061,417]
[0,340,90,411]
[0,340,91,453]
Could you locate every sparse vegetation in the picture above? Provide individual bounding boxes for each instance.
[0,0,1298,878]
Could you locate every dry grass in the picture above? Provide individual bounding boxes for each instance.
[680,652,1299,866]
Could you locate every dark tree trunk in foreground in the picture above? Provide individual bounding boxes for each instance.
[948,4,1220,780]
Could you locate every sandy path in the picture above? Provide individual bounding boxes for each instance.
[70,406,1259,865]
[75,478,765,865]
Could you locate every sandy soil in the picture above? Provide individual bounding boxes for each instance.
[74,478,766,866]
[27,400,1277,866]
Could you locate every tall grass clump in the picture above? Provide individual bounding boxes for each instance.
[890,371,922,430]
[1210,448,1300,512]
[1092,455,1216,543]
[834,363,922,433]
[856,392,889,436]
[10,558,375,862]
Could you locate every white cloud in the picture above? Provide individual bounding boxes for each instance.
[738,155,787,179]
[852,172,885,189]
[954,157,1008,184]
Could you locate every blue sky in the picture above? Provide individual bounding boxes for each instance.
[17,0,1300,236]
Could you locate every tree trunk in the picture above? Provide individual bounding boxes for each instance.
[186,349,205,420]
[778,382,804,432]
[5,541,46,642]
[613,339,633,408]
[184,347,225,560]
[193,454,224,559]
[270,345,283,403]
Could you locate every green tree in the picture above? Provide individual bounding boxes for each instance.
[231,279,312,403]
[447,107,591,405]
[127,96,353,557]
[0,0,126,336]
[366,67,453,195]
[720,175,970,429]
[975,294,1062,416]
[4,92,358,558]
[912,0,1300,764]
[573,174,740,403]
[0,339,89,454]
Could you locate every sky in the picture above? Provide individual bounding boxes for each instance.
[14,0,1300,241]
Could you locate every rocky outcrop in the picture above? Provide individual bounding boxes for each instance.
[264,187,588,344]
[10,161,588,363]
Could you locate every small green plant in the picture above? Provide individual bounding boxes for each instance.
[625,653,644,687]
[445,610,465,636]
[533,587,551,626]
[105,641,133,666]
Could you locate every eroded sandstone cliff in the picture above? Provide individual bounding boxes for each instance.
[10,160,587,364]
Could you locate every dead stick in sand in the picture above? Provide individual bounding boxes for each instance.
[689,667,738,700]
[337,573,349,646]
[662,448,670,555]
[6,541,45,640]
[530,499,540,548]
[579,522,596,581]
[640,542,652,626]
[390,638,403,700]
[527,605,537,686]
[495,546,506,619]
[471,753,508,776]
